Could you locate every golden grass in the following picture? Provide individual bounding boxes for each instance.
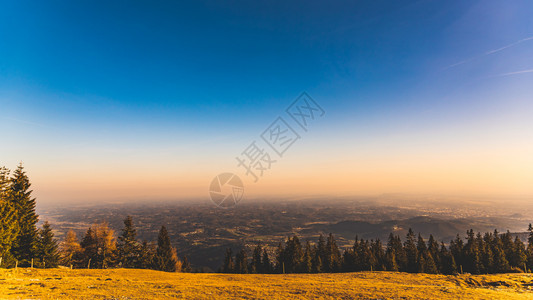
[0,268,532,299]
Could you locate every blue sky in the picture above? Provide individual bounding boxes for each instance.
[1,1,532,203]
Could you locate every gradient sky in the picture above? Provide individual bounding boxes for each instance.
[1,1,532,204]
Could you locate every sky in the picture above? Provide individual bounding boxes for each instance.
[1,1,532,205]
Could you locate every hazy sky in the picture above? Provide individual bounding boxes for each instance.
[1,1,532,204]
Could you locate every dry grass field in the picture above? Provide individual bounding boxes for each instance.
[1,268,533,299]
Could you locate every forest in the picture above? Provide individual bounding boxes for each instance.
[1,164,533,275]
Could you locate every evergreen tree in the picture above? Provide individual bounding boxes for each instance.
[342,239,356,272]
[181,256,192,272]
[387,233,406,272]
[358,239,373,271]
[370,239,385,271]
[80,222,117,269]
[325,233,341,272]
[311,246,322,273]
[80,227,97,268]
[464,229,481,274]
[404,229,418,273]
[275,242,285,273]
[481,232,494,273]
[9,164,39,266]
[315,234,326,272]
[301,240,313,273]
[153,226,177,272]
[475,232,487,273]
[427,235,440,268]
[416,234,428,273]
[510,237,526,271]
[439,242,457,275]
[385,249,399,271]
[284,236,303,273]
[501,231,515,268]
[491,231,510,273]
[138,241,156,269]
[35,221,59,268]
[261,248,272,273]
[527,224,533,272]
[449,234,464,273]
[424,253,438,274]
[0,167,17,265]
[117,216,141,268]
[234,248,248,273]
[222,248,234,273]
[250,244,262,273]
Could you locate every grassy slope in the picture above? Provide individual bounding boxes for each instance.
[1,268,533,299]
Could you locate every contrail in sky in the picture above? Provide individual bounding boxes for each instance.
[444,36,533,70]
[490,69,533,78]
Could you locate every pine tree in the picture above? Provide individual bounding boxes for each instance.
[351,236,361,271]
[439,242,457,275]
[482,232,494,273]
[261,248,272,274]
[0,167,17,265]
[417,235,439,274]
[315,234,326,272]
[464,229,481,274]
[153,226,177,272]
[527,224,533,272]
[234,248,248,273]
[80,227,97,268]
[358,239,373,271]
[9,164,39,266]
[404,229,418,273]
[301,240,313,273]
[35,221,59,268]
[284,236,303,273]
[138,241,156,269]
[387,233,406,272]
[181,256,192,272]
[342,241,356,272]
[501,231,515,268]
[311,249,322,273]
[325,233,341,272]
[59,230,82,267]
[491,231,510,273]
[449,234,464,273]
[79,223,117,269]
[427,235,440,268]
[385,249,399,271]
[250,244,263,273]
[370,239,385,271]
[416,234,428,273]
[510,237,526,271]
[117,216,141,268]
[275,242,285,273]
[222,248,234,273]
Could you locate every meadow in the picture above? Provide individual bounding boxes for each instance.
[1,268,532,299]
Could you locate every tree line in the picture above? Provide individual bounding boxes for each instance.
[3,164,533,275]
[0,164,190,271]
[221,227,533,275]
[59,217,191,272]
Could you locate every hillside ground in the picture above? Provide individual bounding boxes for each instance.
[1,268,532,299]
